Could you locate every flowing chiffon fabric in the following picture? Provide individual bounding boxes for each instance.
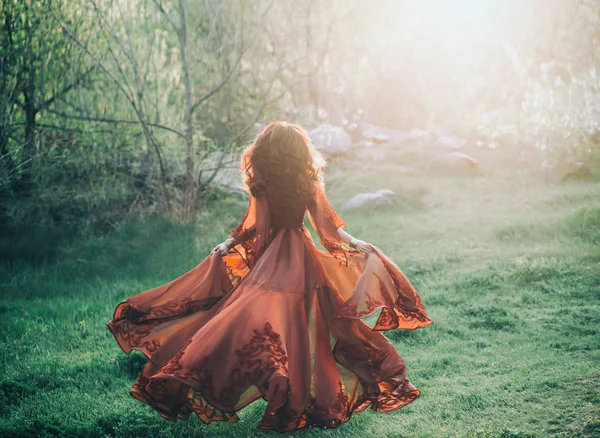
[107,181,433,431]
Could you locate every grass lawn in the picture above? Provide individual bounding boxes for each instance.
[1,145,599,437]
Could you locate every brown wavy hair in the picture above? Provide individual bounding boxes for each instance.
[241,121,325,207]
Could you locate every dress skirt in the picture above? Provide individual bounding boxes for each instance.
[107,222,433,432]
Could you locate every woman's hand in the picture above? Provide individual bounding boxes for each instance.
[354,239,375,256]
[212,237,236,256]
[337,227,375,256]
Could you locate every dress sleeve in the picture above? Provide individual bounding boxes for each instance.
[229,200,257,247]
[229,183,272,267]
[307,180,351,265]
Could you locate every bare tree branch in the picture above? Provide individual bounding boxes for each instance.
[152,0,180,32]
[45,109,185,138]
[15,121,133,135]
[49,5,171,212]
[193,0,229,67]
[199,71,289,189]
[190,51,244,113]
[190,0,275,114]
[39,65,96,112]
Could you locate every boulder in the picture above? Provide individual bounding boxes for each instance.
[372,133,390,144]
[433,135,466,150]
[518,149,543,168]
[355,149,388,161]
[539,160,553,173]
[354,139,375,149]
[431,152,479,171]
[482,101,518,125]
[309,124,352,156]
[206,151,245,192]
[341,189,396,210]
[358,122,409,142]
[542,161,591,182]
[408,128,429,140]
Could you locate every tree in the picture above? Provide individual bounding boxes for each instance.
[0,0,93,193]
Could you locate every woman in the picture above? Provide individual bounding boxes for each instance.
[107,121,433,432]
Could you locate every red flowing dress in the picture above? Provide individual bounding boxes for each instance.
[107,180,433,432]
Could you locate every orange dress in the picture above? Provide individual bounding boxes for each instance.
[107,180,433,432]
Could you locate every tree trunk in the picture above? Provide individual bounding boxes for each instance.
[305,1,319,120]
[19,92,37,195]
[178,0,195,223]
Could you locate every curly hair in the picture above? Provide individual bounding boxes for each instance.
[240,121,326,207]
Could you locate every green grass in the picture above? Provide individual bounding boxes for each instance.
[1,145,599,437]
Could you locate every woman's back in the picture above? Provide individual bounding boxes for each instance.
[241,121,323,230]
[264,186,308,229]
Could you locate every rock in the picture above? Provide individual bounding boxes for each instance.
[372,133,390,144]
[354,140,375,149]
[482,101,518,125]
[431,152,479,171]
[433,135,466,150]
[539,160,553,173]
[542,161,591,182]
[355,149,388,161]
[309,124,352,156]
[518,149,543,168]
[206,151,245,192]
[359,122,409,142]
[342,189,396,210]
[564,162,591,180]
[408,128,429,140]
[345,121,363,142]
